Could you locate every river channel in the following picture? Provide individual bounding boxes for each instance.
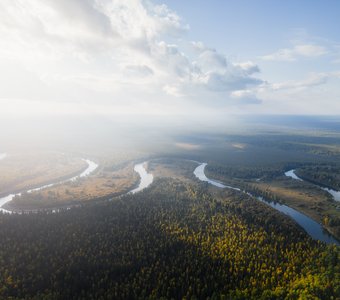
[194,163,339,245]
[285,169,340,202]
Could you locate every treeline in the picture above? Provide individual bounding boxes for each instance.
[0,178,338,299]
[227,134,340,156]
[295,165,340,191]
[206,163,298,181]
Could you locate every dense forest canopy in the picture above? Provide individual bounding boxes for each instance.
[0,179,338,299]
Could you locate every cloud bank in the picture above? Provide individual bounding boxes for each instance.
[0,0,339,117]
[0,0,263,116]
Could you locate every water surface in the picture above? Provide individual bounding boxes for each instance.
[284,169,302,181]
[129,162,154,194]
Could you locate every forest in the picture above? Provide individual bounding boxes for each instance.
[0,178,338,299]
[295,165,340,191]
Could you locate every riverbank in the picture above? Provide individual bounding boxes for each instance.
[196,162,339,245]
[0,159,99,213]
[0,153,88,197]
[0,162,90,199]
[1,160,154,213]
[290,169,340,201]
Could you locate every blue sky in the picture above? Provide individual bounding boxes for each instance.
[0,0,339,117]
[158,0,340,55]
[159,1,340,78]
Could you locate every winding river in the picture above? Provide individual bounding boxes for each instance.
[194,163,239,190]
[194,163,339,245]
[1,155,338,244]
[0,159,99,213]
[0,158,155,213]
[285,169,340,202]
[129,162,154,194]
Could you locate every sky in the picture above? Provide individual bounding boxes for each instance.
[0,0,339,119]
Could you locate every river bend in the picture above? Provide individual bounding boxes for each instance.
[194,163,339,245]
[129,162,154,194]
[285,169,340,202]
[0,159,99,213]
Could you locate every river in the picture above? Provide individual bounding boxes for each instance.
[285,169,340,202]
[193,163,239,190]
[194,163,339,245]
[129,162,154,194]
[1,156,338,244]
[0,159,155,213]
[0,159,99,213]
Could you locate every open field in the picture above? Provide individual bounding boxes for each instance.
[0,148,152,210]
[149,158,198,182]
[10,157,201,210]
[0,152,87,196]
[7,161,139,210]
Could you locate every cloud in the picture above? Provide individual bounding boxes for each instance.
[184,48,263,95]
[190,41,208,52]
[43,0,115,36]
[199,71,263,92]
[230,90,261,104]
[124,64,154,77]
[233,61,260,75]
[0,0,266,117]
[163,84,183,97]
[270,73,329,91]
[197,50,227,72]
[250,71,340,115]
[261,44,328,61]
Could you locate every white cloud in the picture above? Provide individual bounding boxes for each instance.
[0,0,264,116]
[186,49,262,94]
[163,84,183,97]
[190,41,208,52]
[261,44,328,61]
[230,90,261,104]
[233,61,260,75]
[295,44,328,56]
[124,64,154,77]
[251,71,340,115]
[270,73,329,90]
[197,50,228,73]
